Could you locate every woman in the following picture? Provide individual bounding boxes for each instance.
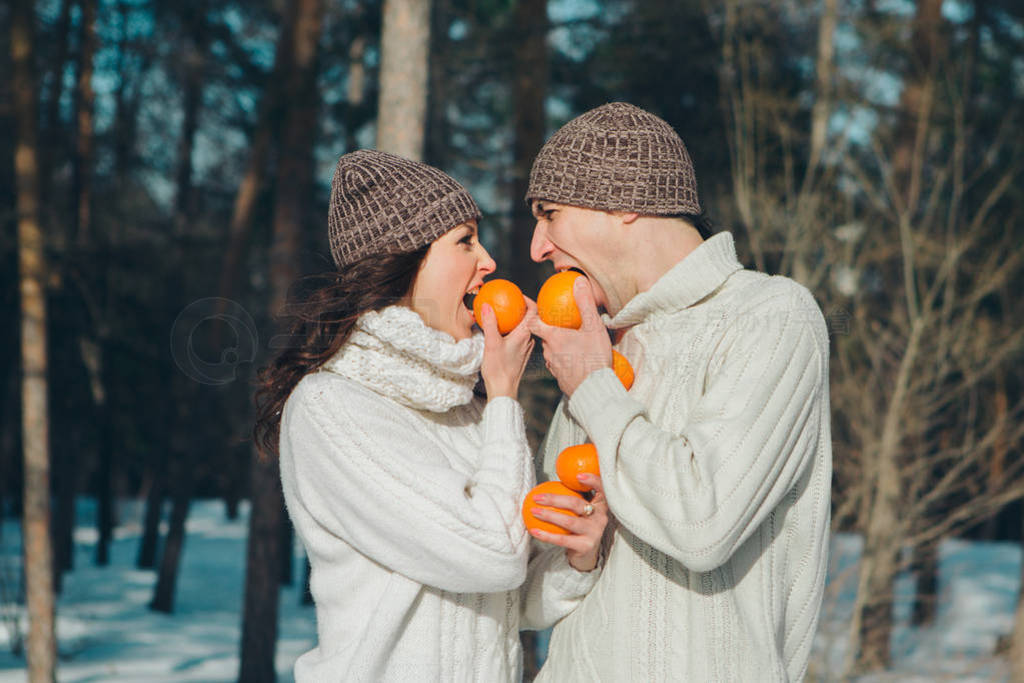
[253,150,608,681]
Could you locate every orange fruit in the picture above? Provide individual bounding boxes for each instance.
[473,278,526,334]
[612,350,634,390]
[555,444,600,492]
[522,481,583,535]
[537,270,584,329]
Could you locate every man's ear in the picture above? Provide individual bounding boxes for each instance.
[619,211,641,224]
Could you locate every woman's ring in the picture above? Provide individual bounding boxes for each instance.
[582,503,595,517]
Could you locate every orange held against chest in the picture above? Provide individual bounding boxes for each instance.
[522,481,584,535]
[555,443,600,492]
[522,443,602,534]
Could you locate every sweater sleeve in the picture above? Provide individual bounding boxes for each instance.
[519,541,602,630]
[516,401,601,629]
[281,374,534,593]
[567,300,828,573]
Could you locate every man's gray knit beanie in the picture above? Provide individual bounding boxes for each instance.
[526,102,701,215]
[327,149,481,269]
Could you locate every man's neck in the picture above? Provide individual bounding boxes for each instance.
[629,216,705,295]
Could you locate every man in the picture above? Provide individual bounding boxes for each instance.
[524,102,832,681]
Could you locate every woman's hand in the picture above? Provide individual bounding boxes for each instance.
[527,474,610,572]
[479,298,537,400]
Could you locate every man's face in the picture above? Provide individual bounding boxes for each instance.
[529,200,624,314]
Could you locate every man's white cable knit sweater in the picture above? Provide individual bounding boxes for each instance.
[534,233,833,682]
[278,306,597,682]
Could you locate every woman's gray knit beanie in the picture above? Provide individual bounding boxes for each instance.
[328,149,481,269]
[526,102,701,215]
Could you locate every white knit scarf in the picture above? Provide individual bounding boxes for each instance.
[320,305,484,412]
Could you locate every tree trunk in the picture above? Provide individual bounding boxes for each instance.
[50,442,75,592]
[910,541,939,626]
[423,0,450,169]
[510,0,549,298]
[12,0,58,678]
[0,365,21,539]
[846,2,948,669]
[73,0,98,247]
[891,0,945,209]
[1009,511,1024,680]
[279,512,293,586]
[345,34,368,154]
[112,0,148,184]
[224,484,240,520]
[212,7,297,527]
[806,0,837,178]
[376,0,431,160]
[70,0,115,568]
[239,1,324,680]
[77,337,113,564]
[91,342,114,566]
[43,0,72,143]
[847,317,925,675]
[239,452,285,683]
[40,0,72,219]
[213,0,296,345]
[172,6,208,236]
[136,469,164,569]
[147,1,210,611]
[853,538,897,671]
[149,489,190,613]
[301,556,313,605]
[984,383,1009,538]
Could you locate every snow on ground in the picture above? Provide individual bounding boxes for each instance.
[0,499,315,682]
[0,499,1018,681]
[814,535,1016,681]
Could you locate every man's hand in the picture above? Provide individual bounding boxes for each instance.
[528,276,612,397]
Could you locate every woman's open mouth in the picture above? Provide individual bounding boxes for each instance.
[462,286,480,312]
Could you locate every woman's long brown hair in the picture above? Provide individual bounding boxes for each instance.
[252,246,429,459]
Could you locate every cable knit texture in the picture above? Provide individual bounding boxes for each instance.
[322,305,484,412]
[535,233,832,682]
[279,306,597,681]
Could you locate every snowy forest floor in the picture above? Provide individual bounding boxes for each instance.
[0,499,1017,682]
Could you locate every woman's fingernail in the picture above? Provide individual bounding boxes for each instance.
[534,495,548,504]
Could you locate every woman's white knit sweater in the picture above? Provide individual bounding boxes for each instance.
[534,233,833,682]
[278,306,597,682]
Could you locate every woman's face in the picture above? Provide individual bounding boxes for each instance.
[405,220,496,340]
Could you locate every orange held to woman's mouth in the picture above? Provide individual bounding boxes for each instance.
[522,481,583,535]
[472,278,526,334]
